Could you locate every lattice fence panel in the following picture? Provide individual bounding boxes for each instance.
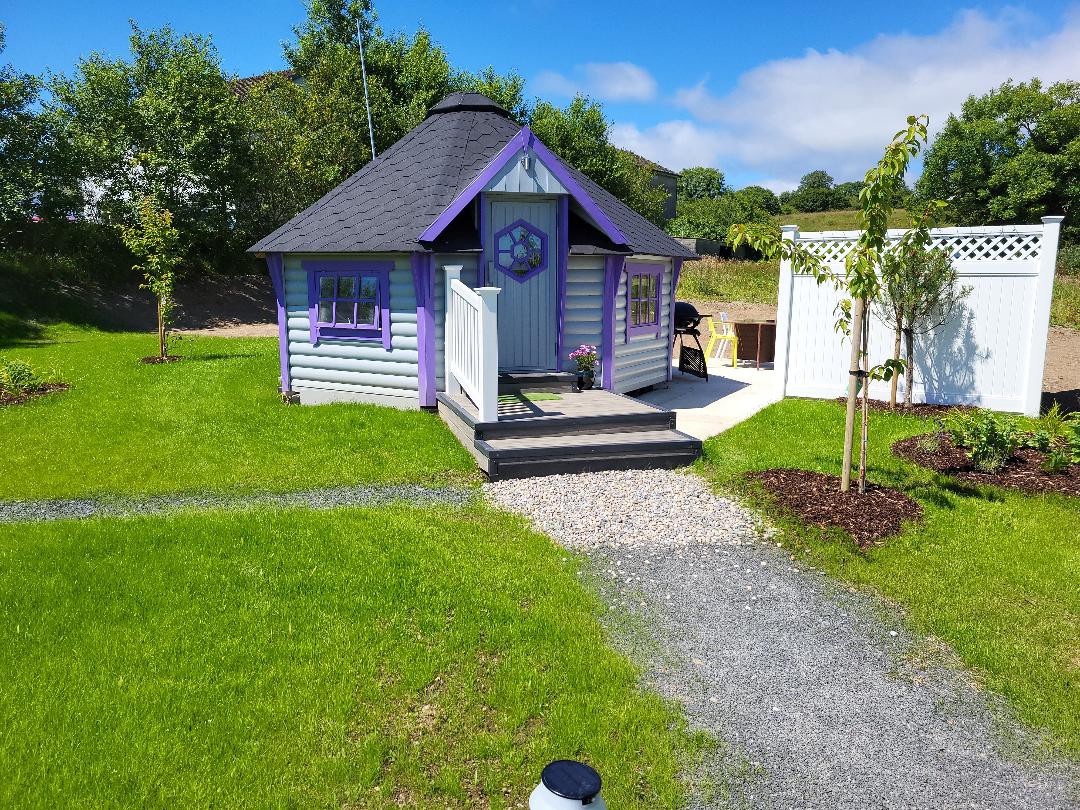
[798,231,1042,264]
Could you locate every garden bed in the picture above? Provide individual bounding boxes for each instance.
[747,468,922,547]
[0,382,69,407]
[894,433,1080,497]
[831,397,973,419]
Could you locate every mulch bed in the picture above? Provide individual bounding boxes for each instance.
[140,355,183,365]
[894,433,1080,498]
[832,397,973,419]
[747,468,922,547]
[0,383,70,407]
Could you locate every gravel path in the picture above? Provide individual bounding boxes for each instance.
[0,484,474,524]
[485,469,1080,809]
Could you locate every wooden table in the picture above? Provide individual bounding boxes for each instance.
[733,320,777,369]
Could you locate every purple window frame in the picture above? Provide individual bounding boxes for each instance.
[303,259,393,349]
[625,263,663,340]
[493,218,548,282]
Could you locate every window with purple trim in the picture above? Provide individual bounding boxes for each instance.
[626,264,663,339]
[304,260,392,348]
[493,219,548,282]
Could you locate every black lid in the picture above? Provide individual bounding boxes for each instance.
[540,760,602,803]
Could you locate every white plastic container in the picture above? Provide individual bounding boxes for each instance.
[529,760,607,809]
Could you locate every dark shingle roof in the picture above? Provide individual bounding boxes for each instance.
[249,93,696,259]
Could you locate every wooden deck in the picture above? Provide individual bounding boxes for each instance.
[437,374,701,479]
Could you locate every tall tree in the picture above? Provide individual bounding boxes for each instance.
[47,23,250,271]
[678,167,726,200]
[0,24,45,235]
[917,79,1079,240]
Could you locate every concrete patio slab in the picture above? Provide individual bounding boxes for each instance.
[636,359,782,440]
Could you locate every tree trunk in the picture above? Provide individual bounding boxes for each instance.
[902,327,914,408]
[841,296,866,492]
[158,298,167,359]
[858,313,871,494]
[888,326,901,409]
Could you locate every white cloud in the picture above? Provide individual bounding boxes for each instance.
[533,62,657,102]
[624,8,1080,184]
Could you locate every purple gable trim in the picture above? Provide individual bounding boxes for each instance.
[667,259,683,381]
[266,253,291,392]
[625,262,664,341]
[301,259,393,350]
[555,194,569,370]
[411,252,436,407]
[417,126,627,249]
[601,255,624,389]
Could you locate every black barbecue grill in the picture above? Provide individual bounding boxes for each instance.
[672,302,708,380]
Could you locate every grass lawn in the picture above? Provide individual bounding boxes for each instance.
[0,324,475,500]
[0,504,704,808]
[698,399,1080,755]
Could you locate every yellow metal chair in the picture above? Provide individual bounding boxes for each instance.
[703,313,738,368]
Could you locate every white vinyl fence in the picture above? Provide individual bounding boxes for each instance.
[444,265,500,422]
[775,216,1063,416]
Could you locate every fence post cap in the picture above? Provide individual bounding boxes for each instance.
[1041,216,1065,225]
[780,224,799,234]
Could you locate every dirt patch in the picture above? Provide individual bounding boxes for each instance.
[140,355,183,365]
[831,397,974,419]
[0,382,69,407]
[684,298,777,323]
[747,468,922,546]
[894,433,1080,498]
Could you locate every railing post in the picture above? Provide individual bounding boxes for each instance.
[1023,216,1063,416]
[474,286,500,422]
[444,264,462,396]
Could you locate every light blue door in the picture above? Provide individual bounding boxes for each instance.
[487,196,559,371]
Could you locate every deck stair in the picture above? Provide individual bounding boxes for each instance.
[436,374,701,480]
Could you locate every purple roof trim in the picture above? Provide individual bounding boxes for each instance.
[417,126,627,249]
[266,253,291,392]
[601,255,624,389]
[411,252,436,407]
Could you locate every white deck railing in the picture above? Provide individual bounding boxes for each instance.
[444,266,500,421]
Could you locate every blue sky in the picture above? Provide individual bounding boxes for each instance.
[5,1,1078,189]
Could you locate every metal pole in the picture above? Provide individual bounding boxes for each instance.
[356,19,376,160]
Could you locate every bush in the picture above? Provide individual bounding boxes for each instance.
[0,358,46,398]
[942,409,1023,473]
[666,193,775,243]
[1057,243,1080,277]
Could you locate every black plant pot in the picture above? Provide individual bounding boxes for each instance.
[578,370,595,390]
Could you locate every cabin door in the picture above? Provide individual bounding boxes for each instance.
[486,197,559,371]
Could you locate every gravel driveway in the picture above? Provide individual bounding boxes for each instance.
[485,469,1080,809]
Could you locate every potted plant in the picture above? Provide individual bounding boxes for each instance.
[568,344,598,390]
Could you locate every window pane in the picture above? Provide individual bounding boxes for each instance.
[649,274,657,299]
[319,276,335,297]
[337,275,356,298]
[631,275,640,299]
[335,301,355,325]
[498,233,512,252]
[357,302,376,325]
[648,300,656,324]
[318,301,333,322]
[633,300,641,325]
[358,275,378,299]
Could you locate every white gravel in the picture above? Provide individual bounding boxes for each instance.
[484,468,1080,809]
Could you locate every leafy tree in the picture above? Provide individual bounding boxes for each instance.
[47,23,250,272]
[120,195,181,360]
[666,192,773,242]
[453,65,531,122]
[874,247,971,408]
[735,185,780,215]
[798,169,834,190]
[916,79,1079,240]
[678,167,726,200]
[529,95,666,224]
[833,180,865,209]
[731,115,944,493]
[0,24,45,234]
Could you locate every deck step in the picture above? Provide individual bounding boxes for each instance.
[480,428,702,480]
[497,371,578,394]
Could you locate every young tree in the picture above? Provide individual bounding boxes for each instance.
[874,247,971,408]
[678,167,726,200]
[120,195,181,360]
[916,79,1079,241]
[731,115,942,492]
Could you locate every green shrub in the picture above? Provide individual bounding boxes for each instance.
[1057,243,1080,277]
[1042,448,1072,475]
[0,358,43,398]
[943,409,1023,473]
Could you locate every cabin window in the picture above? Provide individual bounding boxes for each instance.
[302,260,393,349]
[493,219,548,282]
[626,264,663,339]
